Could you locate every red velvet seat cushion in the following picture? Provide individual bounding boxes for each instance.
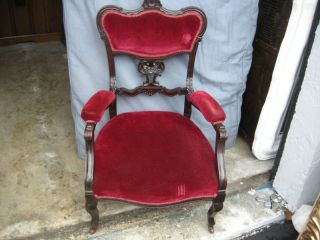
[99,10,204,58]
[93,111,218,205]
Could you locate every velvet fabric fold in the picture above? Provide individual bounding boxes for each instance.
[81,90,115,123]
[188,91,226,124]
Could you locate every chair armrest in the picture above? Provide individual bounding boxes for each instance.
[187,91,226,124]
[189,91,227,191]
[81,90,116,123]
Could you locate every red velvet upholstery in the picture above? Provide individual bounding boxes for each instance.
[99,10,204,58]
[188,91,226,124]
[93,111,218,205]
[81,90,115,123]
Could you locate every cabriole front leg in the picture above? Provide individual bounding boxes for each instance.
[85,194,99,234]
[207,190,225,233]
[207,202,223,233]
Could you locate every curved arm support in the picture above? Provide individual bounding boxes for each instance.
[187,91,226,124]
[81,90,116,123]
[213,123,228,191]
[84,123,96,194]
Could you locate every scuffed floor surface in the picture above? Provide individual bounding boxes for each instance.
[87,191,282,240]
[21,189,283,240]
[0,42,274,239]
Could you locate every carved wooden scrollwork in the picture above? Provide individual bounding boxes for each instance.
[138,60,165,86]
[118,86,188,97]
[116,60,188,97]
[143,0,162,9]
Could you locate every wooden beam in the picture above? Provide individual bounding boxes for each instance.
[0,32,63,45]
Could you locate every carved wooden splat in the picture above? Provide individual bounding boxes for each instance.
[138,60,165,86]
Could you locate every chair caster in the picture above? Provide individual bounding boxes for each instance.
[85,195,99,235]
[89,227,97,234]
[208,225,215,234]
[207,201,223,234]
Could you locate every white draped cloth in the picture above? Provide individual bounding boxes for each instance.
[62,0,259,159]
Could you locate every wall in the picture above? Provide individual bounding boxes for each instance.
[0,0,63,45]
[273,21,320,211]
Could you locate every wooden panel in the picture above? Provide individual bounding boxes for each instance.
[47,0,63,33]
[0,0,13,37]
[11,0,32,35]
[0,33,62,45]
[30,0,63,34]
[0,0,63,45]
[240,0,293,142]
[31,0,48,33]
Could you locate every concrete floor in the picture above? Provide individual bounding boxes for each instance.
[21,187,283,240]
[0,42,274,239]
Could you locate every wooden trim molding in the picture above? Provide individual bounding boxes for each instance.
[0,33,63,46]
[0,0,63,45]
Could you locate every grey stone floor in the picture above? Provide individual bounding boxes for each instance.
[87,191,281,240]
[0,42,274,239]
[23,187,283,240]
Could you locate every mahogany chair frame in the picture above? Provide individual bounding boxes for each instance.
[84,0,227,234]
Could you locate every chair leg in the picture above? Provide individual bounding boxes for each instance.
[85,195,99,234]
[207,201,223,233]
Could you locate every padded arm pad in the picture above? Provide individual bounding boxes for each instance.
[81,90,116,123]
[187,91,226,124]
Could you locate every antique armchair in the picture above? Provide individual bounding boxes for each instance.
[81,0,227,234]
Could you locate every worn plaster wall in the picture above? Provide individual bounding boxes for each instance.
[273,21,320,211]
